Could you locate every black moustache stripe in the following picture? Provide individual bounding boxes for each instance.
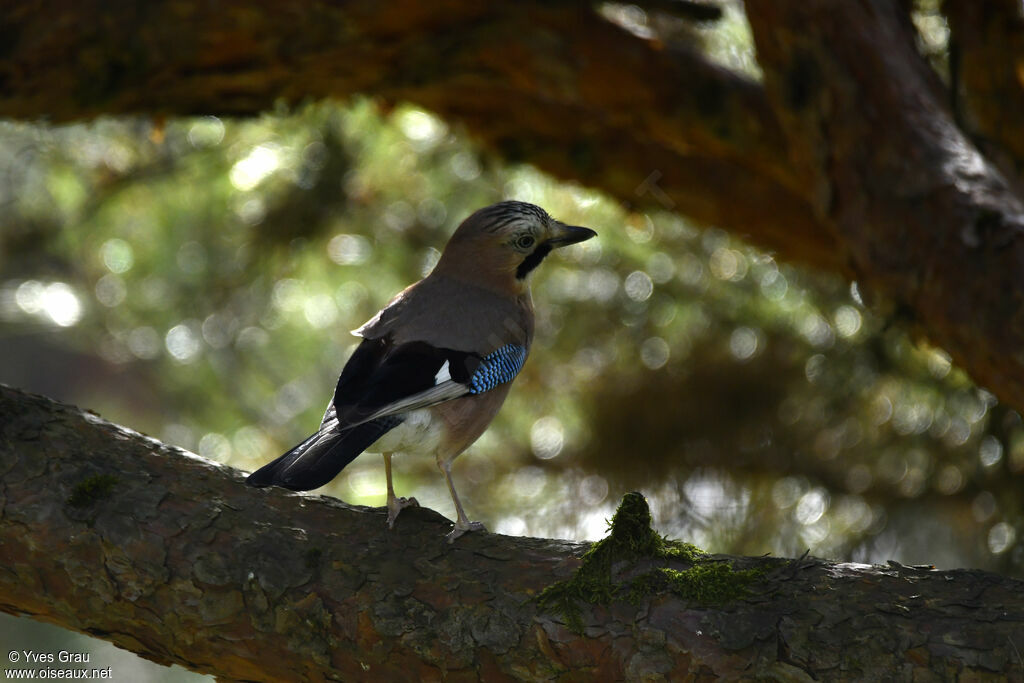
[516,242,553,279]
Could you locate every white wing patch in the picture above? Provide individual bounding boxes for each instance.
[434,360,452,384]
[349,382,468,428]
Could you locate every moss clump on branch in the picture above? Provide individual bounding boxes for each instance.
[66,473,119,508]
[537,491,764,632]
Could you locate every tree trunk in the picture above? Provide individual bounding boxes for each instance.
[2,383,1023,681]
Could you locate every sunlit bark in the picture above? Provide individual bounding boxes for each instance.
[945,0,1024,185]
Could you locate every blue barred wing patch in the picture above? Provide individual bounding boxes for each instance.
[468,344,527,394]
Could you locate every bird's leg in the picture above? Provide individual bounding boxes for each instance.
[438,457,486,543]
[383,452,418,528]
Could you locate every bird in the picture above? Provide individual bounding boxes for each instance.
[247,200,596,541]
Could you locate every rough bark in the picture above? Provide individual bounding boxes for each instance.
[2,383,1024,681]
[744,1,1024,414]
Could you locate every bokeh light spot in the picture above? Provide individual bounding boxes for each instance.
[100,238,134,273]
[988,522,1016,554]
[397,109,447,148]
[230,144,281,191]
[198,432,232,461]
[187,116,225,148]
[335,281,369,316]
[384,200,415,232]
[19,281,85,327]
[795,489,829,525]
[303,293,338,329]
[42,283,83,327]
[646,252,675,283]
[235,197,266,225]
[729,326,759,361]
[234,425,273,461]
[833,305,862,338]
[772,477,803,508]
[95,274,126,307]
[165,322,202,363]
[128,326,161,359]
[640,336,670,370]
[800,311,834,347]
[759,269,788,301]
[586,269,619,302]
[625,215,654,243]
[979,435,1003,468]
[678,253,706,288]
[495,515,528,537]
[531,416,565,460]
[934,464,964,495]
[15,280,44,314]
[512,466,546,498]
[272,278,305,312]
[624,270,653,302]
[450,152,481,181]
[418,198,447,227]
[709,247,739,280]
[201,313,235,349]
[579,474,609,506]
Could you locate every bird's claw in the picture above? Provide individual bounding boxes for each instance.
[386,496,420,528]
[445,520,487,543]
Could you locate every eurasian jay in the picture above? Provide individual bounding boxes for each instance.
[247,201,596,541]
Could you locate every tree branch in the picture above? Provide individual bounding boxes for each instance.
[0,0,838,271]
[746,0,1024,411]
[2,384,1024,680]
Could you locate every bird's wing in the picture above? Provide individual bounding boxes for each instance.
[352,275,534,351]
[351,283,414,339]
[332,338,528,429]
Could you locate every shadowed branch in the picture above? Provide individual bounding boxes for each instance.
[1,384,1023,679]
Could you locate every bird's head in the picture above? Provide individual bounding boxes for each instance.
[434,201,596,294]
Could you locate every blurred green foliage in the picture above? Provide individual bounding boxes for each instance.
[2,100,1020,580]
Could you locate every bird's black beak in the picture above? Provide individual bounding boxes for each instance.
[548,223,597,248]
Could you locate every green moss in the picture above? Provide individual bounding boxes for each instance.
[631,564,764,604]
[66,474,119,508]
[536,492,764,632]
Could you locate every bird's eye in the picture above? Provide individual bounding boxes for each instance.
[516,235,535,249]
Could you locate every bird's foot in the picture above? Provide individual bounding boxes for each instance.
[445,520,487,544]
[386,496,420,529]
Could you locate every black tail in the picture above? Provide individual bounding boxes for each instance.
[246,417,399,491]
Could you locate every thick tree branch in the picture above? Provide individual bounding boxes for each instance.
[746,0,1024,412]
[2,384,1024,680]
[0,0,839,271]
